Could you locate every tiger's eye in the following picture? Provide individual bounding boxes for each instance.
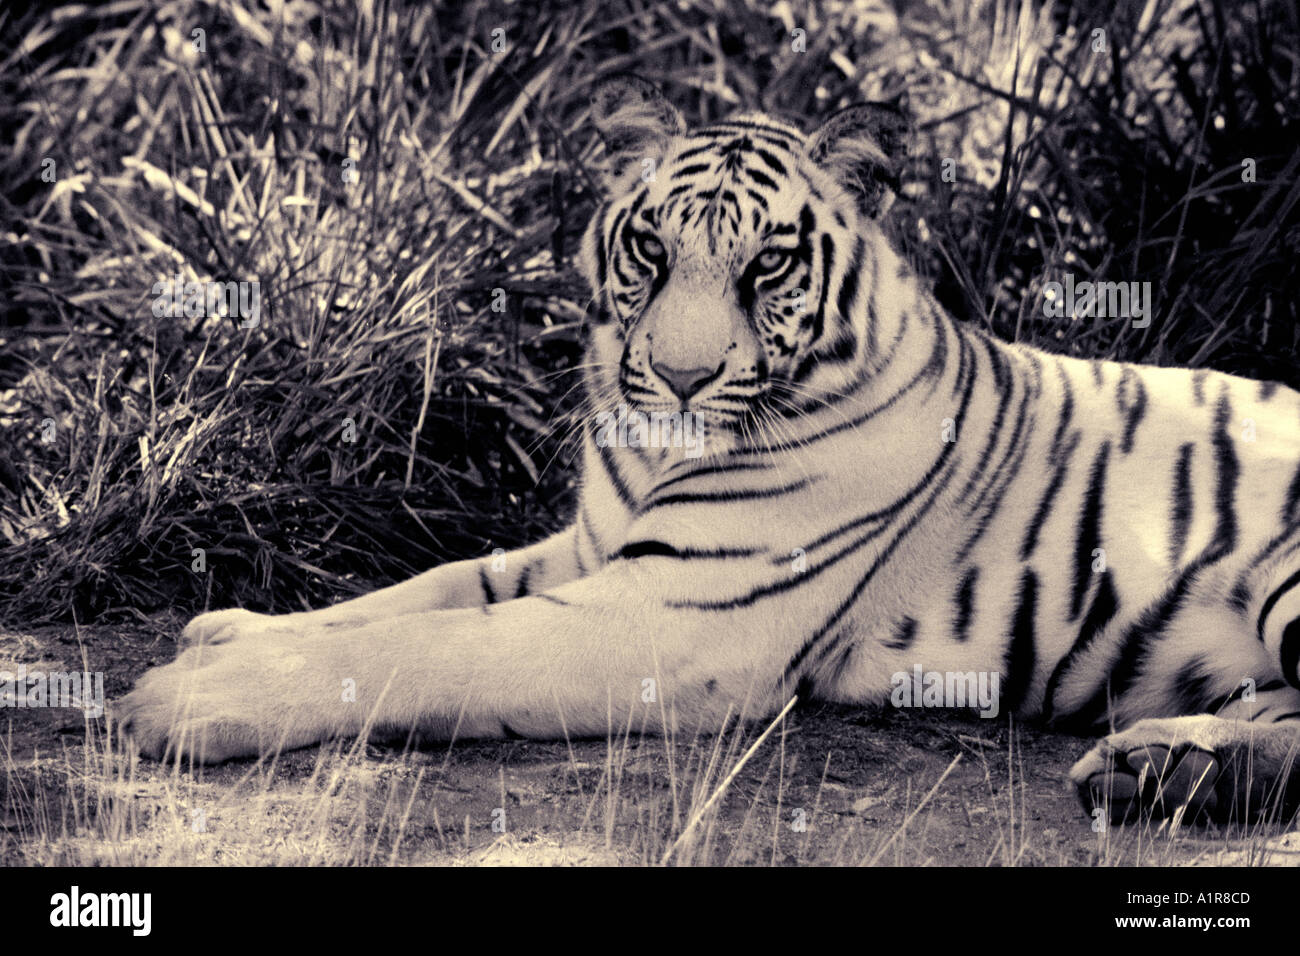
[757,249,789,271]
[637,235,665,259]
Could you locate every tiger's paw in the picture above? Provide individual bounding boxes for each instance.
[179,607,285,648]
[117,627,348,764]
[1069,715,1290,824]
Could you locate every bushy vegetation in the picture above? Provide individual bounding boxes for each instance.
[1,0,1296,622]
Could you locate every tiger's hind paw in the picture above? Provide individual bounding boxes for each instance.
[1069,715,1296,824]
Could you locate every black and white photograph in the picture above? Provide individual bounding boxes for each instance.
[0,0,1297,912]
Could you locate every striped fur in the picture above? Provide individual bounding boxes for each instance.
[119,81,1300,820]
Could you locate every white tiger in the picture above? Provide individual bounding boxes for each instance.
[119,77,1300,824]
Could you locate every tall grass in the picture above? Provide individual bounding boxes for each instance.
[1,0,1296,625]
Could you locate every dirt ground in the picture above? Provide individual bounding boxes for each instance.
[3,617,1298,866]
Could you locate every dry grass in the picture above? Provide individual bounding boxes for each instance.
[6,707,1300,867]
[3,616,1298,867]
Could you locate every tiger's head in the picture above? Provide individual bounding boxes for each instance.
[580,75,908,458]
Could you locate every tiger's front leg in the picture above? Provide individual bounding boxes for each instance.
[116,555,795,763]
[177,525,593,646]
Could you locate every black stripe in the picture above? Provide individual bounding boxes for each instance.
[699,120,803,142]
[648,476,815,509]
[1258,566,1300,640]
[1198,391,1240,565]
[918,302,948,381]
[953,567,978,642]
[1042,571,1119,723]
[812,233,834,342]
[649,460,773,495]
[1017,359,1073,564]
[1118,368,1148,454]
[792,331,858,382]
[972,355,1037,514]
[1191,368,1208,405]
[673,162,712,178]
[1169,443,1194,566]
[479,567,497,604]
[534,593,571,607]
[1070,441,1111,621]
[949,330,972,396]
[1003,570,1039,714]
[1282,619,1300,689]
[1171,658,1215,715]
[835,236,865,328]
[1252,516,1300,566]
[1260,379,1281,400]
[603,206,630,312]
[1076,571,1197,726]
[616,539,679,558]
[1228,577,1252,612]
[572,524,587,576]
[1019,431,1080,561]
[577,505,600,564]
[862,250,880,359]
[615,540,760,560]
[884,616,918,651]
[592,428,637,509]
[745,167,778,190]
[796,204,816,259]
[1285,460,1300,523]
[1050,360,1075,448]
[960,336,1015,501]
[672,142,721,163]
[753,147,789,177]
[514,565,532,599]
[593,203,609,296]
[959,366,1037,561]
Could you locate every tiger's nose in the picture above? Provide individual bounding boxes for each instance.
[651,358,724,400]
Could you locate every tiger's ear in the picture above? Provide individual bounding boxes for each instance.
[806,102,909,219]
[590,74,685,184]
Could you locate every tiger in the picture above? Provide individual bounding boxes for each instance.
[118,75,1300,825]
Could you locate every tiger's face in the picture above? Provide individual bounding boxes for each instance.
[581,77,907,457]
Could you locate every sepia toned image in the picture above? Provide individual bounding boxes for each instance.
[1,0,1298,895]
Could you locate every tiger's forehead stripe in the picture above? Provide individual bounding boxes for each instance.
[642,129,819,256]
